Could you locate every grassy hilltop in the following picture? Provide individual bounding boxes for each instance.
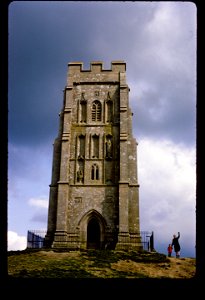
[7,249,196,279]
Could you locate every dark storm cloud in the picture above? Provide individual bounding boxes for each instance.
[8,1,112,145]
[9,1,196,148]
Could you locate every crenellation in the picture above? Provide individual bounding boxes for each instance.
[111,61,126,72]
[90,61,104,72]
[68,61,126,73]
[68,62,83,71]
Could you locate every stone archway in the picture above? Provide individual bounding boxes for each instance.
[78,209,107,250]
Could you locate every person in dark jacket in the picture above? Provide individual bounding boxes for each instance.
[172,232,181,258]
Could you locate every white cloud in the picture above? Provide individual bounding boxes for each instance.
[28,197,48,209]
[146,2,179,38]
[144,2,196,76]
[138,138,196,256]
[8,231,27,251]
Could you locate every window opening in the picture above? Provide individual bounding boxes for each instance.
[92,100,102,121]
[92,134,99,158]
[91,164,99,180]
[106,100,113,123]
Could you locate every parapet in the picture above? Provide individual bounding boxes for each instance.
[68,61,126,73]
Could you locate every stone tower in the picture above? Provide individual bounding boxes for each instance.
[45,61,142,251]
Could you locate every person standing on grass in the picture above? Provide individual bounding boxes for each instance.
[167,244,173,257]
[172,232,181,258]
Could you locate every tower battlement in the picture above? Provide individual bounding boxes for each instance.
[67,61,127,86]
[68,61,126,73]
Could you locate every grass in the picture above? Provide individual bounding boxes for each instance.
[7,249,169,279]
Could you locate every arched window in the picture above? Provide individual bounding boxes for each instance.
[92,100,102,121]
[91,164,99,180]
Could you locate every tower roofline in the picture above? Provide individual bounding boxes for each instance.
[67,61,126,72]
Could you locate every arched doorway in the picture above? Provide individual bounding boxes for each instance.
[87,218,100,249]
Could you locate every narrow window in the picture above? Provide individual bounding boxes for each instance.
[91,165,95,180]
[92,100,102,121]
[91,164,99,180]
[79,135,85,159]
[106,100,113,123]
[80,101,87,122]
[92,134,99,158]
[96,165,99,180]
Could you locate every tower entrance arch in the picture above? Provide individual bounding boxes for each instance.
[78,209,106,250]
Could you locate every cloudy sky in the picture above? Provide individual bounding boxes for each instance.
[8,1,196,257]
